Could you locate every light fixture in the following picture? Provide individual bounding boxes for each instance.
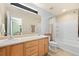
[62,9,67,12]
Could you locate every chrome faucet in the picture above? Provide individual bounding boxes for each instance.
[5,33,14,39]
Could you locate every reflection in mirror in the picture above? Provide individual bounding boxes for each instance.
[5,3,41,36]
[31,25,35,33]
[0,3,41,40]
[11,17,22,35]
[0,24,5,36]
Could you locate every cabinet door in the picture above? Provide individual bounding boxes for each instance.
[38,39,44,56]
[0,47,6,56]
[10,44,24,56]
[44,38,49,55]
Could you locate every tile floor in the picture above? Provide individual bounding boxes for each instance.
[48,48,73,56]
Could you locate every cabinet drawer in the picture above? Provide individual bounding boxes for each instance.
[30,46,38,55]
[24,40,38,48]
[25,48,31,56]
[31,53,38,56]
[32,40,38,46]
[39,39,44,45]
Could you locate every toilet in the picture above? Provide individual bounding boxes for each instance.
[44,33,59,52]
[48,36,59,53]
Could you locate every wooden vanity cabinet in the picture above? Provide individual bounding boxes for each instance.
[0,37,49,56]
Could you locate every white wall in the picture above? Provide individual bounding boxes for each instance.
[38,9,52,34]
[53,9,79,55]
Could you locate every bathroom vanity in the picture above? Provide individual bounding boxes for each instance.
[0,4,48,56]
[0,35,49,56]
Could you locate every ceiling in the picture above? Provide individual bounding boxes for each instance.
[34,3,79,15]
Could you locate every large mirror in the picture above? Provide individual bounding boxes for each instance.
[0,3,41,37]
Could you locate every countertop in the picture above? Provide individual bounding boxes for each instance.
[0,35,48,48]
